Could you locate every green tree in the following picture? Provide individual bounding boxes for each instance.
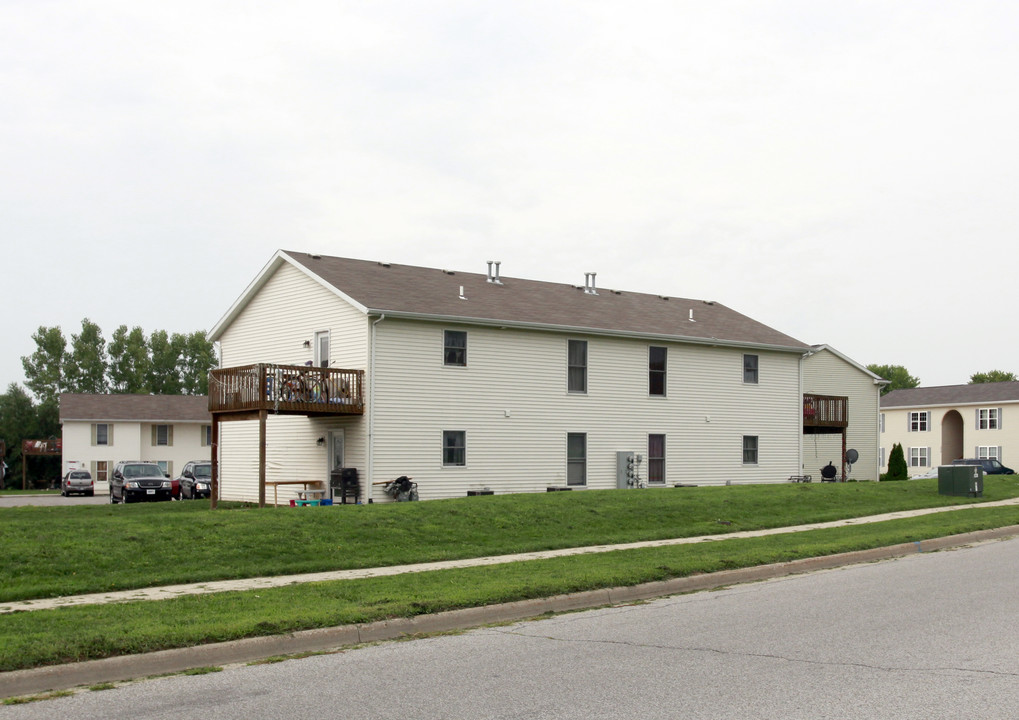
[886,443,908,481]
[20,326,67,405]
[178,331,217,395]
[148,330,184,395]
[63,318,109,394]
[867,364,920,396]
[108,325,151,393]
[0,384,43,487]
[969,370,1017,384]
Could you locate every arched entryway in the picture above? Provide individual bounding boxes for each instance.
[942,410,964,465]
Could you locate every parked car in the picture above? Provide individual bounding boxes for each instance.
[110,461,174,503]
[61,470,94,496]
[952,458,1015,475]
[177,461,213,500]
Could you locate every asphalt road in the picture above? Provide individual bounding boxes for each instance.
[6,536,1019,719]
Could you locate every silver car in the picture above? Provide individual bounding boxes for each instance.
[62,470,94,497]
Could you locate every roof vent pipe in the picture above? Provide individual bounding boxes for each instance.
[487,260,503,284]
[584,272,598,295]
[689,309,695,322]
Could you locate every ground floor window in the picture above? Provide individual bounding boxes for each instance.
[977,446,1001,461]
[567,433,586,485]
[909,447,929,467]
[648,434,665,484]
[742,435,758,464]
[156,460,173,477]
[442,431,466,466]
[94,460,108,484]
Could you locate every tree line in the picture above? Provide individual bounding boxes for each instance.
[866,365,1017,395]
[1,320,217,487]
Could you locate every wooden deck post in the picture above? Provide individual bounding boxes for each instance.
[258,409,267,508]
[210,415,219,509]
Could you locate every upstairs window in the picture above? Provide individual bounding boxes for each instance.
[444,330,467,366]
[649,346,667,396]
[92,423,111,446]
[743,354,759,384]
[977,408,1001,430]
[909,411,930,432]
[568,340,587,394]
[153,424,173,447]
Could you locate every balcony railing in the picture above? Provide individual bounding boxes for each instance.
[803,393,848,429]
[210,364,364,416]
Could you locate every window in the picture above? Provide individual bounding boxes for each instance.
[649,347,667,396]
[648,434,666,484]
[93,460,108,484]
[743,354,759,384]
[153,424,173,447]
[442,431,465,466]
[202,425,212,447]
[444,330,467,366]
[156,460,172,477]
[977,408,1001,430]
[92,423,111,446]
[567,433,586,485]
[909,447,930,467]
[977,446,1001,461]
[908,411,930,432]
[742,435,759,464]
[568,340,587,393]
[315,331,330,368]
[880,413,885,433]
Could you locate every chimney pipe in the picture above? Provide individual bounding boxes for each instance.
[584,272,598,295]
[487,260,503,284]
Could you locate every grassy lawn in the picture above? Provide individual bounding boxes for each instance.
[0,479,1018,672]
[3,478,1019,603]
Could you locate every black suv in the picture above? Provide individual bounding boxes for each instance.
[177,461,213,500]
[110,461,173,503]
[952,458,1015,475]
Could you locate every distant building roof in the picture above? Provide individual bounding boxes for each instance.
[881,382,1019,409]
[59,394,210,423]
[212,251,811,352]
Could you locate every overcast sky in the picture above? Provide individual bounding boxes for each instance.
[3,1,1017,395]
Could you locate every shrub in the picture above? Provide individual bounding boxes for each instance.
[887,443,908,481]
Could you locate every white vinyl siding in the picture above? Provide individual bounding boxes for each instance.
[368,319,803,498]
[802,348,883,482]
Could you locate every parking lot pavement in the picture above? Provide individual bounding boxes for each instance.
[0,491,111,507]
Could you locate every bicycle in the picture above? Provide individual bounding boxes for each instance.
[277,366,329,404]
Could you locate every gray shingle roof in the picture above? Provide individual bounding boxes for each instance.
[59,394,211,423]
[281,252,810,351]
[881,382,1019,408]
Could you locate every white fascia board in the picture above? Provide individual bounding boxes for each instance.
[882,399,1019,411]
[366,309,809,354]
[808,344,889,384]
[209,250,369,341]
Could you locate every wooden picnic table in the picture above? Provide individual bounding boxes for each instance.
[264,480,325,507]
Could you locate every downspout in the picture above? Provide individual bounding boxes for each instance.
[799,348,819,477]
[368,314,385,502]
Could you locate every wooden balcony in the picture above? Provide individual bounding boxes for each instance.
[803,393,848,433]
[209,364,364,418]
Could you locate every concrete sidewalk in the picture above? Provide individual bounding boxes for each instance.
[4,521,1019,699]
[5,497,1018,615]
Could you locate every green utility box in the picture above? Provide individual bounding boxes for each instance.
[938,465,984,497]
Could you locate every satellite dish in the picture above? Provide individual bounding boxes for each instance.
[846,449,859,464]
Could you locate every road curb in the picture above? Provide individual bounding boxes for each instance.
[3,524,1019,699]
